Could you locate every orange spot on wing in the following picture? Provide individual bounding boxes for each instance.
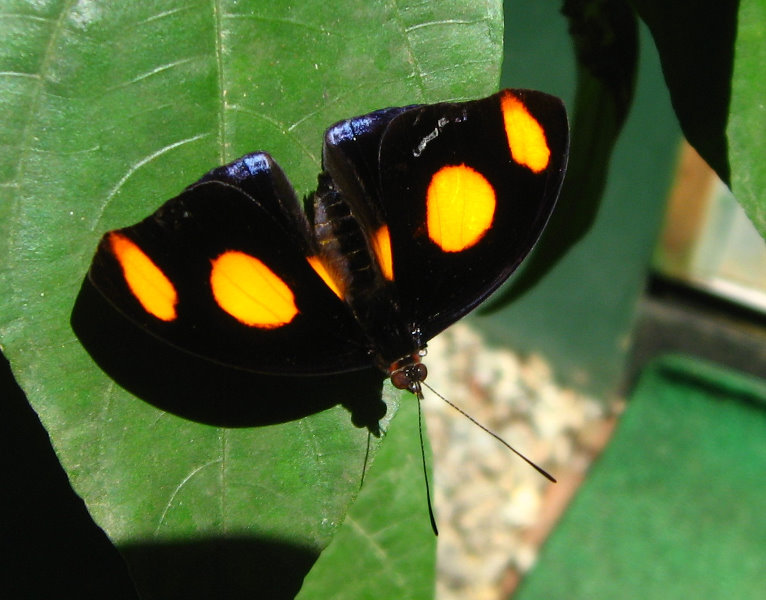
[210,251,297,328]
[307,256,344,299]
[108,232,177,321]
[500,91,550,173]
[426,164,495,252]
[373,225,394,280]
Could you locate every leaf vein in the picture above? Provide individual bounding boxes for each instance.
[346,515,408,591]
[5,0,77,292]
[388,0,427,100]
[0,12,55,25]
[154,457,224,535]
[103,57,198,92]
[90,132,211,230]
[0,71,42,80]
[212,0,226,163]
[404,18,481,33]
[224,13,354,40]
[134,3,201,28]
[227,104,320,165]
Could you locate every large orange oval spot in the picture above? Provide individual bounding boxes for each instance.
[210,251,297,328]
[426,164,495,252]
[500,91,550,173]
[109,232,177,321]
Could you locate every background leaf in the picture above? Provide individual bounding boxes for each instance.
[0,0,502,596]
[629,0,736,184]
[631,0,766,238]
[727,0,766,239]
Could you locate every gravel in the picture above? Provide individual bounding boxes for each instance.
[421,323,616,600]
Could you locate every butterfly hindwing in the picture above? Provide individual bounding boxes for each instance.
[89,152,371,374]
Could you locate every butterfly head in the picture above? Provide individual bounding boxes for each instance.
[388,351,428,396]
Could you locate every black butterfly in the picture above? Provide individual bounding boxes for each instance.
[89,89,568,401]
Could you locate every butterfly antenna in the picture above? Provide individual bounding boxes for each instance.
[415,385,439,535]
[359,431,372,488]
[422,381,556,483]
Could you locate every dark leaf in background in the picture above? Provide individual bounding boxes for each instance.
[486,0,638,309]
[630,0,736,184]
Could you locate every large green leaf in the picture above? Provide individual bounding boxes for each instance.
[0,0,502,596]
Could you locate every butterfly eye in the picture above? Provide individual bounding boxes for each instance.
[413,362,428,382]
[390,362,428,392]
[390,369,410,390]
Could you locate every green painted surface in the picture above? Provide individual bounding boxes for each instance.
[514,354,766,599]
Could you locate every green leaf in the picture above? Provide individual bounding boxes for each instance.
[0,0,502,596]
[727,0,766,240]
[297,396,437,600]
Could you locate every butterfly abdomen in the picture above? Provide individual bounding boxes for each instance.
[312,173,381,300]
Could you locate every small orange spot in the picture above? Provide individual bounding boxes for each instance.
[426,165,495,252]
[307,256,344,299]
[109,232,177,321]
[373,226,394,280]
[500,91,550,173]
[210,251,297,328]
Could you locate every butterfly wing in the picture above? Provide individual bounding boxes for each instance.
[321,105,414,217]
[89,152,371,374]
[332,89,569,341]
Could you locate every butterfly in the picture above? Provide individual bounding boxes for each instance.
[86,89,568,532]
[88,89,568,402]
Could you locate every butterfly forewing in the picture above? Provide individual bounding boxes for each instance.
[89,153,371,374]
[374,89,569,339]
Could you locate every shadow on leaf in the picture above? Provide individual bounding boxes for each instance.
[120,536,319,600]
[71,278,387,433]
